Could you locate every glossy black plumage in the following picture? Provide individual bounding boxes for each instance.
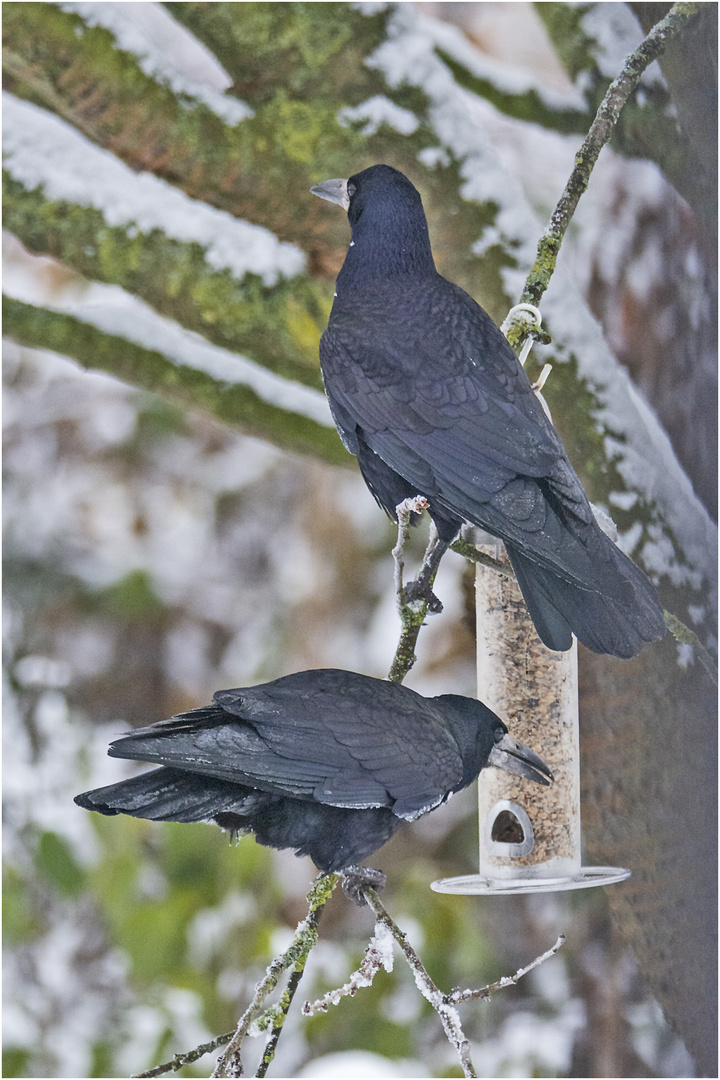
[312,165,665,658]
[74,669,551,873]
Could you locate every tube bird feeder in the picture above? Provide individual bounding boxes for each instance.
[432,537,630,896]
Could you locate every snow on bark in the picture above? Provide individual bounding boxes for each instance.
[57,1,253,125]
[302,921,395,1015]
[2,92,305,287]
[3,264,333,427]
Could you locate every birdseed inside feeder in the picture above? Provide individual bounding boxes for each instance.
[432,537,631,896]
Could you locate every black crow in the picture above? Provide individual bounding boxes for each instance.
[311,165,665,658]
[75,669,550,877]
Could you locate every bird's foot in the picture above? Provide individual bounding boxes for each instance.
[341,865,387,905]
[403,577,443,613]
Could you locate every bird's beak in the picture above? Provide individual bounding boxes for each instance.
[488,733,553,786]
[310,177,350,211]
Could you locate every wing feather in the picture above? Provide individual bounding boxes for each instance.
[321,296,633,599]
[108,671,467,814]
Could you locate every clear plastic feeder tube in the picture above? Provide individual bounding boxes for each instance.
[476,543,581,879]
[432,540,630,896]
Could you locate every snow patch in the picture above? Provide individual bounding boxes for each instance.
[372,920,396,972]
[617,521,643,558]
[472,224,504,256]
[417,145,451,169]
[299,1050,424,1078]
[353,1,390,13]
[58,1,252,125]
[339,95,419,136]
[687,604,706,626]
[581,4,648,80]
[428,14,586,111]
[609,489,639,511]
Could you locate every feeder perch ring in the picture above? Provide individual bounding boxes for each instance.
[431,866,631,896]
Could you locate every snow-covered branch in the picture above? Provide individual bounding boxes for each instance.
[210,874,339,1078]
[302,921,395,1014]
[351,885,565,1080]
[132,873,564,1079]
[3,296,342,464]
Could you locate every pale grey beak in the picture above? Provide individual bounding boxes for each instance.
[310,177,350,211]
[488,733,553,786]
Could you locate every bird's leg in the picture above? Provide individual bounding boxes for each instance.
[341,865,387,906]
[403,521,448,613]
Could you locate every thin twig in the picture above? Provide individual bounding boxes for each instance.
[132,1032,234,1078]
[254,962,306,1078]
[450,535,515,579]
[391,495,430,604]
[447,934,566,1002]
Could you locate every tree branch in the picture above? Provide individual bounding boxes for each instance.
[253,960,307,1079]
[132,1034,235,1079]
[447,934,566,1003]
[450,534,515,579]
[2,177,325,389]
[307,885,566,1080]
[2,297,346,466]
[515,2,702,320]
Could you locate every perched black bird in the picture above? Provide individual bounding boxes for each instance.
[75,669,550,877]
[311,165,665,658]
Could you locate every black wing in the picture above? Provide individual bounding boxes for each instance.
[107,670,467,819]
[322,279,561,482]
[320,276,629,598]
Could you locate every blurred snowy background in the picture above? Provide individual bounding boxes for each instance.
[3,3,716,1077]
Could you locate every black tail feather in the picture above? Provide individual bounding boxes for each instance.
[505,540,665,658]
[75,766,404,872]
[74,767,252,823]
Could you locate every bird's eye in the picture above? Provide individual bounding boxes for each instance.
[494,726,507,743]
[347,182,357,199]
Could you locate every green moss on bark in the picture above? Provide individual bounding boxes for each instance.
[3,174,329,387]
[3,297,348,465]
